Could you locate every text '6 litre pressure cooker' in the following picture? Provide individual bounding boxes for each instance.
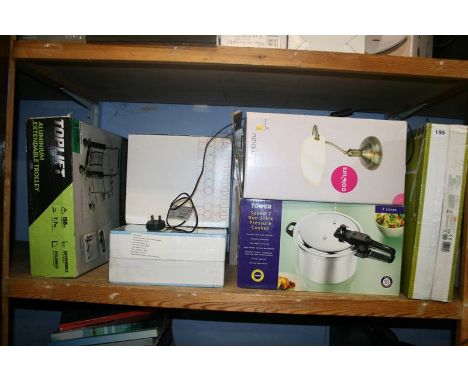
[286,212,395,284]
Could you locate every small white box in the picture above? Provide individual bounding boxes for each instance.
[218,35,287,49]
[242,112,407,205]
[125,134,232,228]
[109,225,227,287]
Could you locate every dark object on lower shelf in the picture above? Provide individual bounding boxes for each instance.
[433,36,468,60]
[329,324,412,346]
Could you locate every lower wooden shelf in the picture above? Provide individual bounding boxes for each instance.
[5,242,464,320]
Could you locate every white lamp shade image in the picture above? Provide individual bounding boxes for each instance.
[301,135,326,187]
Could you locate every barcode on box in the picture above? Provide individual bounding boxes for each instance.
[442,241,451,253]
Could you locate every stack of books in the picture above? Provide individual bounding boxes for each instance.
[49,310,173,346]
[402,123,468,302]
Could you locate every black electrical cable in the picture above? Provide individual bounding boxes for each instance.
[164,122,235,233]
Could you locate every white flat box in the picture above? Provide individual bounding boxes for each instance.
[125,134,232,228]
[109,225,227,287]
[218,35,287,49]
[242,112,407,205]
[288,35,432,57]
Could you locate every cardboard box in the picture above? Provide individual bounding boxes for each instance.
[125,134,232,228]
[218,35,287,49]
[431,125,468,301]
[242,112,407,205]
[288,35,432,57]
[237,199,404,296]
[109,225,227,287]
[26,116,126,277]
[402,124,468,301]
[288,35,367,53]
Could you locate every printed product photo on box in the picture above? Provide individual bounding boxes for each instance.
[242,112,407,205]
[125,134,232,228]
[26,116,126,277]
[109,225,227,287]
[237,199,404,296]
[402,123,468,301]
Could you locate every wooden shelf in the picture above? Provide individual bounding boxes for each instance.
[13,40,468,118]
[6,242,463,320]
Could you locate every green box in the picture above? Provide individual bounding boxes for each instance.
[402,123,468,301]
[26,116,126,277]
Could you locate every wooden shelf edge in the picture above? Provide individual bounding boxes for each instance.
[12,40,468,81]
[5,266,464,320]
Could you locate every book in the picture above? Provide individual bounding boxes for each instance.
[49,327,161,346]
[58,310,156,332]
[431,125,468,301]
[51,318,163,342]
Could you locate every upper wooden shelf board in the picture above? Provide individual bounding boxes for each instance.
[6,247,463,320]
[12,41,468,80]
[13,41,468,119]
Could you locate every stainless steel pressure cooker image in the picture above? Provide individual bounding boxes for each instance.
[286,212,395,285]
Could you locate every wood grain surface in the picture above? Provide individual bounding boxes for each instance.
[12,41,468,80]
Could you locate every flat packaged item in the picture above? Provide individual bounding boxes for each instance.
[218,35,287,49]
[287,35,432,57]
[402,124,468,301]
[109,225,227,287]
[242,112,407,205]
[237,199,404,296]
[26,116,126,277]
[125,134,232,228]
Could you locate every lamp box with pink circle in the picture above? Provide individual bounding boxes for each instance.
[241,112,407,205]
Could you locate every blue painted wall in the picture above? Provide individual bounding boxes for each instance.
[12,100,460,345]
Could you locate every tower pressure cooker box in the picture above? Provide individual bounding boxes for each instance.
[237,198,404,296]
[26,116,126,277]
[242,112,407,205]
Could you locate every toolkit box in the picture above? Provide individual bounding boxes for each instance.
[109,225,227,287]
[237,198,404,296]
[242,112,407,205]
[26,116,126,277]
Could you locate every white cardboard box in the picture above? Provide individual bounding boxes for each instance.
[125,134,232,228]
[109,225,227,287]
[218,35,287,49]
[242,112,407,205]
[288,35,432,57]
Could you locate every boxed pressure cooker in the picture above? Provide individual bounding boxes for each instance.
[237,198,404,295]
[26,116,126,277]
[109,225,227,287]
[242,112,407,205]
